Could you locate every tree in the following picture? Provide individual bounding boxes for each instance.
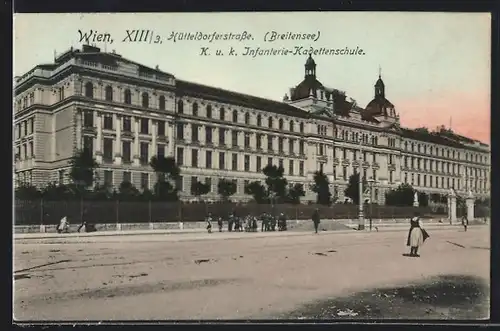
[245,181,269,203]
[149,156,181,201]
[310,171,331,205]
[286,183,305,204]
[68,149,98,188]
[262,165,288,203]
[191,180,210,201]
[385,183,415,206]
[15,184,42,200]
[430,193,441,204]
[217,179,236,202]
[117,181,141,201]
[344,172,367,205]
[418,192,429,207]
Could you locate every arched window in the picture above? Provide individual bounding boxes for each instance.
[300,122,304,133]
[84,82,94,98]
[159,96,165,110]
[142,92,149,108]
[105,85,113,101]
[124,89,131,104]
[177,100,184,114]
[257,114,262,126]
[192,102,198,116]
[232,110,238,122]
[289,120,294,132]
[220,107,225,120]
[279,118,283,130]
[268,116,273,128]
[244,112,250,125]
[206,105,212,118]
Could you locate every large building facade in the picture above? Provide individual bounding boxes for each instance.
[14,45,491,203]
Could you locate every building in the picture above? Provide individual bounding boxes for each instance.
[14,45,491,203]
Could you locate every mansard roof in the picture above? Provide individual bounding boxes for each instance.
[399,127,473,149]
[176,80,308,118]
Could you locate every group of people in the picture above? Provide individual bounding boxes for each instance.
[56,216,97,234]
[204,212,288,234]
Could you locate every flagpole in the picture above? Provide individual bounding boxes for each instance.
[358,136,365,230]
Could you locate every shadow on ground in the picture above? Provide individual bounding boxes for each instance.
[278,275,489,320]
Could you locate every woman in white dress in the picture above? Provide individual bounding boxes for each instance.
[406,212,430,257]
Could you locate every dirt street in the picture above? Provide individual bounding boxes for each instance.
[13,227,489,321]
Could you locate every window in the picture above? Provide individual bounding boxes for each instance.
[158,120,165,136]
[232,153,238,170]
[256,156,262,172]
[256,134,262,150]
[83,112,94,127]
[58,170,65,185]
[244,133,250,148]
[206,105,212,118]
[268,157,273,166]
[141,173,149,190]
[299,161,304,176]
[289,160,294,175]
[267,135,273,151]
[279,159,284,170]
[176,147,184,166]
[104,170,113,187]
[206,151,212,168]
[192,102,198,116]
[176,123,184,140]
[190,176,198,194]
[105,86,113,101]
[159,96,166,110]
[142,92,149,108]
[232,110,238,122]
[289,139,294,154]
[220,107,225,120]
[122,117,131,132]
[289,120,294,132]
[83,136,93,154]
[123,171,131,183]
[191,124,199,142]
[177,100,184,114]
[140,118,149,134]
[124,89,131,104]
[29,142,33,157]
[279,119,284,130]
[58,87,64,101]
[219,152,225,170]
[343,167,347,180]
[140,142,149,165]
[191,149,199,167]
[299,141,304,154]
[279,138,284,153]
[300,122,304,133]
[219,128,225,145]
[205,177,212,192]
[103,115,113,130]
[176,176,183,191]
[268,116,273,128]
[257,114,262,126]
[232,131,238,146]
[244,155,250,171]
[205,126,213,144]
[244,112,250,125]
[103,138,113,162]
[157,144,165,158]
[122,141,131,163]
[84,82,94,98]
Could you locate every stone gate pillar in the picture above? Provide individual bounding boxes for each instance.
[449,188,457,224]
[466,190,475,221]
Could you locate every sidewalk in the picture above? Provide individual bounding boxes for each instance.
[14,223,470,240]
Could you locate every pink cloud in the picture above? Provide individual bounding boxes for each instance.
[395,91,490,144]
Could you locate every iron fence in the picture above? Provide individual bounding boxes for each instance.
[14,199,450,226]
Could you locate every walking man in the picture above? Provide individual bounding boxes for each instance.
[461,215,468,232]
[312,208,320,234]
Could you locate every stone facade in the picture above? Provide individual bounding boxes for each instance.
[14,45,491,203]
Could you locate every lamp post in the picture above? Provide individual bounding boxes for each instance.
[367,178,375,231]
[357,138,365,230]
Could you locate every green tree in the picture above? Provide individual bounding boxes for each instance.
[217,179,237,202]
[262,164,288,203]
[149,156,181,201]
[385,183,415,206]
[191,179,210,201]
[68,149,98,188]
[286,183,305,204]
[244,181,269,203]
[418,192,429,207]
[310,171,331,205]
[344,172,368,205]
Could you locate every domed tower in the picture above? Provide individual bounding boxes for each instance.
[304,54,316,78]
[365,67,397,122]
[288,54,324,101]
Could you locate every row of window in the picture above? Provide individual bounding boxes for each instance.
[404,141,487,164]
[15,142,34,160]
[14,118,35,140]
[403,172,488,192]
[15,92,35,111]
[403,156,488,178]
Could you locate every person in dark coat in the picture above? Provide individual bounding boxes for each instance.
[461,215,468,232]
[217,216,223,232]
[312,208,320,234]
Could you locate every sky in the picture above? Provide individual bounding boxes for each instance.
[13,12,491,144]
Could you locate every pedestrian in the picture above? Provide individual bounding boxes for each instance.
[228,213,234,232]
[205,212,213,234]
[406,212,429,257]
[57,216,69,234]
[461,215,468,232]
[217,216,223,232]
[77,220,87,233]
[312,208,320,234]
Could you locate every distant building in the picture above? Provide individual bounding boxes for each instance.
[14,45,490,203]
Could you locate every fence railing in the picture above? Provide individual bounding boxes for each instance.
[14,199,451,226]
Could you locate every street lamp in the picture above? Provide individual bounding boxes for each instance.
[367,178,375,231]
[357,138,364,230]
